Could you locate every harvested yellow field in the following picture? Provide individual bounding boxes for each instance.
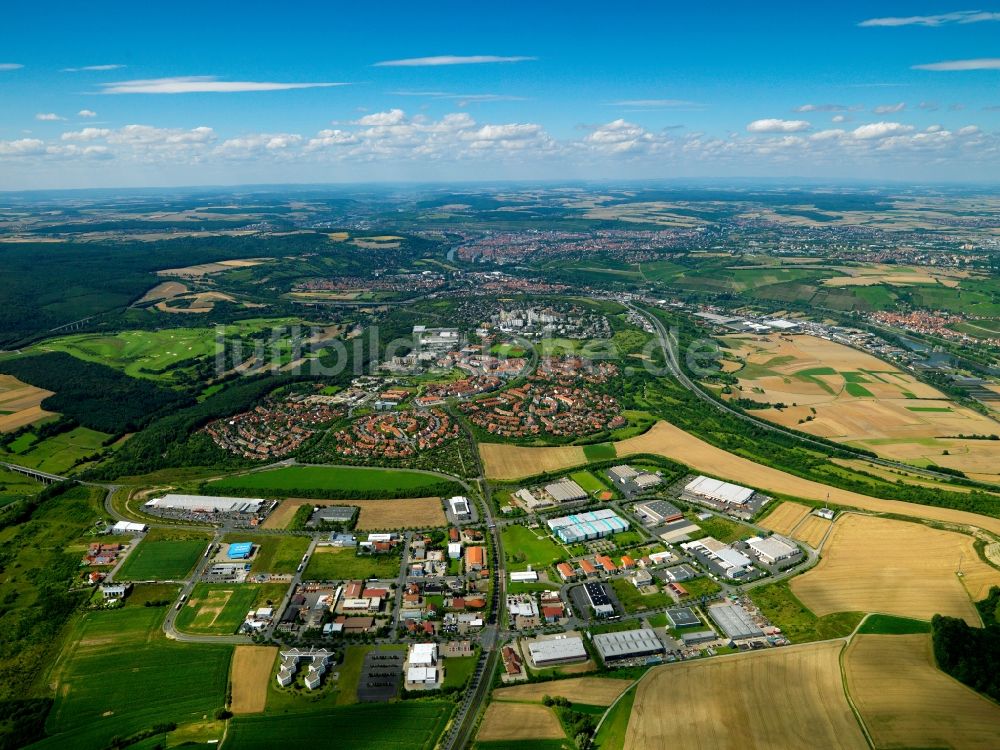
[791,514,1000,624]
[833,457,980,494]
[624,641,866,750]
[156,291,237,314]
[0,375,55,432]
[480,442,586,481]
[263,497,445,530]
[718,334,1000,480]
[477,702,565,741]
[230,646,277,714]
[792,515,832,548]
[760,501,811,535]
[136,280,188,303]
[493,677,632,706]
[156,258,268,277]
[616,420,1000,537]
[846,634,1000,750]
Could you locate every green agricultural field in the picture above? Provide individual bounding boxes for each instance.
[592,683,637,750]
[39,328,218,380]
[226,702,453,750]
[3,426,111,474]
[124,583,182,607]
[0,466,40,507]
[303,546,400,581]
[116,533,210,581]
[569,470,608,494]
[210,465,453,497]
[583,443,616,461]
[856,613,931,635]
[37,606,231,749]
[502,524,565,571]
[750,581,863,643]
[844,382,874,398]
[175,582,286,635]
[221,533,310,574]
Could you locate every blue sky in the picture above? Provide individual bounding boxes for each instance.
[1,1,999,188]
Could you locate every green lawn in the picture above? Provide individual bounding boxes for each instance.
[583,443,617,461]
[750,581,863,642]
[569,470,608,494]
[856,613,931,635]
[679,576,722,600]
[175,583,287,635]
[687,513,754,544]
[2,426,111,474]
[124,583,182,607]
[303,546,400,581]
[117,535,210,581]
[610,578,673,612]
[443,655,478,689]
[502,524,565,571]
[37,607,231,749]
[210,465,453,496]
[221,533,310,574]
[226,702,453,750]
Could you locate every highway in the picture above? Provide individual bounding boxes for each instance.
[625,301,1000,490]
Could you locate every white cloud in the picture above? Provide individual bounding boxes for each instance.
[77,109,98,118]
[374,55,535,67]
[873,102,906,114]
[35,113,65,121]
[97,76,349,94]
[61,127,112,141]
[912,58,1000,71]
[0,63,23,71]
[0,138,45,155]
[62,64,125,72]
[583,119,657,154]
[746,118,811,133]
[832,114,847,123]
[811,129,846,141]
[217,133,303,157]
[354,109,408,126]
[794,103,848,112]
[851,122,914,139]
[860,11,1000,27]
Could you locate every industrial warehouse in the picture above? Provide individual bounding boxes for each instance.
[547,509,629,543]
[143,493,273,525]
[708,602,764,640]
[681,475,766,518]
[593,628,665,663]
[526,636,588,667]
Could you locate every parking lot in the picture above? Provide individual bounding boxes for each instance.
[357,648,403,702]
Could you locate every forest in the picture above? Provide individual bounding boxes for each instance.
[931,587,1000,702]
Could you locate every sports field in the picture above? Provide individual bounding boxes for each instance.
[212,465,452,496]
[502,524,565,571]
[569,469,607,494]
[40,606,231,749]
[477,703,565,742]
[175,583,287,635]
[720,334,1000,481]
[790,514,1000,625]
[623,641,866,750]
[116,534,210,581]
[226,702,453,750]
[265,497,445,530]
[304,546,400,581]
[231,646,279,714]
[492,677,632,706]
[845,634,1000,749]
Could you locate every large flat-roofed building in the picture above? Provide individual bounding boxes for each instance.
[665,607,700,629]
[608,465,662,496]
[526,636,588,666]
[681,537,754,579]
[145,494,264,514]
[547,509,628,544]
[746,535,798,565]
[584,581,615,618]
[635,500,683,525]
[448,496,471,517]
[227,542,254,559]
[708,602,763,640]
[593,628,664,663]
[683,476,755,508]
[544,478,588,504]
[112,521,148,534]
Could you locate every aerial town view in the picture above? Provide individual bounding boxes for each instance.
[2,3,1000,750]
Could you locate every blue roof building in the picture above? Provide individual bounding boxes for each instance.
[227,542,254,559]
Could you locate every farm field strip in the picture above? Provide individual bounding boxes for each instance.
[622,641,867,750]
[790,514,1000,625]
[477,702,565,742]
[790,515,832,548]
[479,442,587,480]
[759,501,811,535]
[230,646,278,714]
[492,677,632,706]
[264,497,446,531]
[845,634,1000,750]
